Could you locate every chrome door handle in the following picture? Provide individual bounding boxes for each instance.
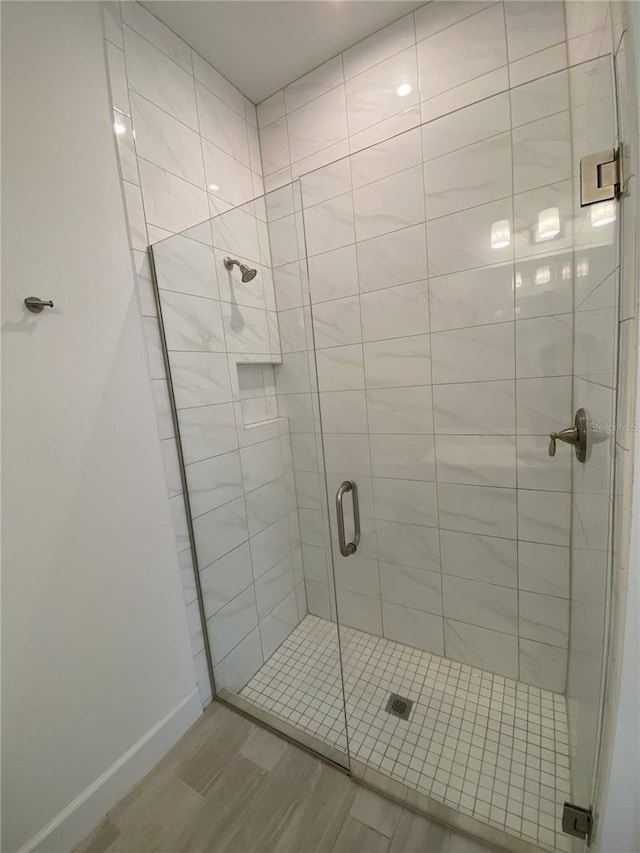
[336,480,360,557]
[549,407,587,462]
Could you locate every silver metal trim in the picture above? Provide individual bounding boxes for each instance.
[335,480,360,557]
[148,245,216,700]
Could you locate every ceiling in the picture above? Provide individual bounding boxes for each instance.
[142,1,424,103]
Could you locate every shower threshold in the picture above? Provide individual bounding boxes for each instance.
[239,615,571,853]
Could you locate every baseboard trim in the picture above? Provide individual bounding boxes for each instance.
[18,688,202,853]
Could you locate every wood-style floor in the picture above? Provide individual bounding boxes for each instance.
[74,701,499,853]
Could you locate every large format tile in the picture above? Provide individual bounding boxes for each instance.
[360,281,430,342]
[351,128,422,190]
[357,224,428,293]
[200,542,253,617]
[288,86,348,164]
[435,435,516,488]
[370,434,436,481]
[131,93,205,187]
[427,198,513,276]
[442,575,518,634]
[186,451,244,518]
[504,0,566,62]
[440,530,517,588]
[353,167,425,242]
[425,132,512,220]
[178,402,238,465]
[152,236,218,299]
[382,601,445,654]
[421,91,510,160]
[417,4,507,101]
[364,335,431,388]
[519,591,570,648]
[433,380,516,435]
[123,26,197,129]
[346,47,419,136]
[160,291,225,352]
[431,323,515,384]
[207,584,259,664]
[193,496,249,569]
[138,159,209,233]
[379,562,443,615]
[366,387,433,434]
[344,13,416,79]
[372,478,438,527]
[429,263,513,332]
[438,483,517,538]
[376,520,440,572]
[171,352,232,408]
[444,618,518,678]
[196,81,250,166]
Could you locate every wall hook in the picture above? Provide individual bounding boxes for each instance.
[24,296,54,313]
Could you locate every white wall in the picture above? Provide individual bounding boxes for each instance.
[1,3,200,851]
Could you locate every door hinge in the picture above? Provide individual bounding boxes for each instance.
[581,147,622,206]
[562,802,593,843]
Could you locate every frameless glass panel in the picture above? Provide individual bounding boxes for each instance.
[150,192,350,768]
[300,55,619,853]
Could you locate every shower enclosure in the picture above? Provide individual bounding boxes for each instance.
[150,51,627,853]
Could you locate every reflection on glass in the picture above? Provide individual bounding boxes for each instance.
[591,199,616,227]
[536,206,560,241]
[490,219,510,249]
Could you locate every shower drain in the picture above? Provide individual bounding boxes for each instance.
[385,693,413,720]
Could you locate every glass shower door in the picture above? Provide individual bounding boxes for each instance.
[301,55,620,853]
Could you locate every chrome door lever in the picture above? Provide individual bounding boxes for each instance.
[549,408,587,462]
[335,480,360,557]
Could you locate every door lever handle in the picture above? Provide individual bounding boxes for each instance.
[549,408,587,462]
[548,427,578,456]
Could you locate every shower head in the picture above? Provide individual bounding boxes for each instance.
[223,256,257,283]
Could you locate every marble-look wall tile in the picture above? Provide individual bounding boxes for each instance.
[138,159,209,233]
[504,1,566,63]
[207,584,259,665]
[379,562,442,615]
[336,589,382,634]
[213,626,263,693]
[440,530,517,588]
[519,591,570,648]
[382,601,445,655]
[193,496,249,570]
[444,618,519,679]
[442,575,518,635]
[344,13,415,79]
[200,542,253,617]
[424,132,512,220]
[518,638,567,692]
[131,93,205,187]
[346,47,419,136]
[416,4,507,102]
[123,26,197,129]
[287,86,348,165]
[438,483,517,539]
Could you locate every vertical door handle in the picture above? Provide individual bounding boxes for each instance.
[336,480,360,557]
